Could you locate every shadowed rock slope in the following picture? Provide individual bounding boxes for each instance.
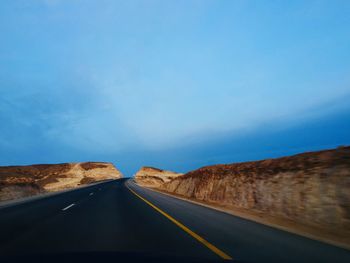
[0,162,122,202]
[159,146,350,245]
[134,166,183,188]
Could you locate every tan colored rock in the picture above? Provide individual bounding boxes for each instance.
[162,146,350,236]
[134,166,183,188]
[0,162,123,201]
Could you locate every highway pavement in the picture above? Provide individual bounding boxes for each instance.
[0,178,349,263]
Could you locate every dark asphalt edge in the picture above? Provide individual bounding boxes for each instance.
[129,179,350,251]
[0,179,121,210]
[125,180,235,261]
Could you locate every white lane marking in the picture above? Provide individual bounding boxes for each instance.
[89,192,94,196]
[62,203,75,211]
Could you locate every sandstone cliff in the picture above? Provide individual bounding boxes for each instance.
[134,166,183,188]
[0,162,122,202]
[160,146,350,244]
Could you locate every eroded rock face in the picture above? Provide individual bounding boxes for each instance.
[134,166,183,188]
[0,162,122,202]
[162,147,350,233]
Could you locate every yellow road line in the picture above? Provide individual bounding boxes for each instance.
[126,183,233,260]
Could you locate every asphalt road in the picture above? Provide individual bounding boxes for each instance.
[0,178,349,263]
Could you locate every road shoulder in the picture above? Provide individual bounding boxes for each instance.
[130,180,350,251]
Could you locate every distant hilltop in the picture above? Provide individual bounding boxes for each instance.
[134,166,183,188]
[0,162,122,202]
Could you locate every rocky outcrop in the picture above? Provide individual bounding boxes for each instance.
[161,146,350,238]
[134,166,183,188]
[0,162,122,202]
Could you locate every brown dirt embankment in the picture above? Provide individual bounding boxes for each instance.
[157,146,350,248]
[0,162,122,202]
[134,166,183,188]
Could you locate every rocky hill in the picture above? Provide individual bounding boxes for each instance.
[134,166,183,188]
[0,162,122,202]
[159,146,350,245]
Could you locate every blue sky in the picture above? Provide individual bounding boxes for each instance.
[1,0,350,176]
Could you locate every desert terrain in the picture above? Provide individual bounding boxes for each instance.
[134,146,350,248]
[134,166,183,188]
[0,162,122,202]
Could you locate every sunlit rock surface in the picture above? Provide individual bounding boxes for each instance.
[0,162,122,202]
[161,146,350,235]
[134,166,183,188]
